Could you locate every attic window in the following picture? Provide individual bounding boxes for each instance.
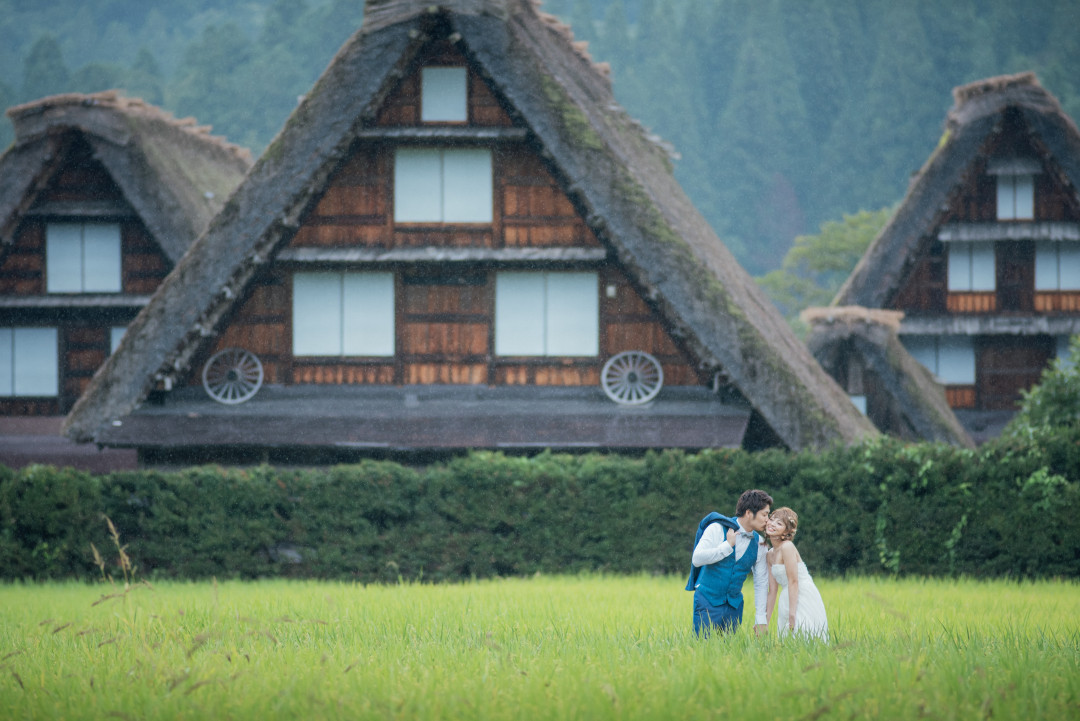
[494,272,598,356]
[394,148,492,223]
[947,241,995,292]
[996,175,1034,220]
[292,272,394,356]
[0,327,58,396]
[46,223,121,293]
[1035,241,1080,291]
[421,67,467,122]
[902,335,975,385]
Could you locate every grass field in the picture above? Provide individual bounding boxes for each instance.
[0,575,1077,720]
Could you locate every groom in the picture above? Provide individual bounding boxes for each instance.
[686,489,772,636]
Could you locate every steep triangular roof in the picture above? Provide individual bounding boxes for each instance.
[64,0,875,451]
[803,307,975,448]
[835,72,1080,308]
[0,91,252,263]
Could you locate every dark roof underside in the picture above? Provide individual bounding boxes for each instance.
[98,385,751,451]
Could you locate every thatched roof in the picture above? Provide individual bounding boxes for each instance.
[0,91,252,263]
[64,0,875,451]
[803,307,975,448]
[835,72,1080,308]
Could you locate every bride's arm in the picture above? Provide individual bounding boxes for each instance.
[765,553,778,628]
[782,542,799,630]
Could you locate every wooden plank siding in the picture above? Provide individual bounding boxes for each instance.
[182,40,705,394]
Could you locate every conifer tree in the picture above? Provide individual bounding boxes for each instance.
[21,35,71,101]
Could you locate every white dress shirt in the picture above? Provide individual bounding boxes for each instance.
[691,520,769,625]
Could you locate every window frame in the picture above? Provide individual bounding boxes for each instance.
[0,327,59,397]
[946,240,996,292]
[996,174,1035,221]
[393,147,493,224]
[494,271,599,357]
[291,271,395,357]
[45,222,122,294]
[420,66,468,123]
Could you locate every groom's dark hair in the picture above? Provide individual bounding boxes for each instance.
[736,489,773,517]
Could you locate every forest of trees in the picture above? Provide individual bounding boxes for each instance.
[2,0,1079,284]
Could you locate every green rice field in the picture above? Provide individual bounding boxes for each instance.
[1,575,1077,720]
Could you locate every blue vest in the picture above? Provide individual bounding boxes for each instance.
[693,532,759,608]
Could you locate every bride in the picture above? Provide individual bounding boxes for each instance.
[765,507,829,641]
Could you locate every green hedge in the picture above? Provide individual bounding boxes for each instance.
[2,427,1078,582]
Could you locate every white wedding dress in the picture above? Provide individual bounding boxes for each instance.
[771,562,829,641]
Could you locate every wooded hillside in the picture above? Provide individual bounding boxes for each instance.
[1,0,1077,274]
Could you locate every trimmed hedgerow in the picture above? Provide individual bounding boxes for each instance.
[1,428,1078,582]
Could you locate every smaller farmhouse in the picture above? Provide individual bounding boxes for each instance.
[0,91,252,415]
[803,307,974,447]
[63,0,873,465]
[832,73,1080,442]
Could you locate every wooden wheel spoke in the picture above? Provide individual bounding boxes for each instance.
[601,351,664,405]
[202,348,264,405]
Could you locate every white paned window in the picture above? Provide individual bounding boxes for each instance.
[421,67,467,122]
[850,395,867,415]
[110,326,126,354]
[292,272,394,357]
[0,327,58,396]
[46,223,121,293]
[947,241,995,291]
[996,175,1035,220]
[1035,241,1080,291]
[393,148,492,223]
[902,335,975,385]
[495,271,598,356]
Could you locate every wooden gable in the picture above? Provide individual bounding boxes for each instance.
[183,39,704,392]
[0,135,174,414]
[0,136,172,297]
[888,110,1080,317]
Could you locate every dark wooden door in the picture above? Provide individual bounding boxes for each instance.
[996,241,1034,312]
[977,335,1052,410]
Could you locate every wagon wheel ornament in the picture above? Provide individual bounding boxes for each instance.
[202,348,264,404]
[601,350,664,405]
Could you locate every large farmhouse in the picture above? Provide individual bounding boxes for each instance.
[829,73,1080,442]
[0,91,251,416]
[63,0,874,465]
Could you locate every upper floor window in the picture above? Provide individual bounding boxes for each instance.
[421,66,467,122]
[1035,241,1080,291]
[0,327,58,396]
[292,272,394,356]
[989,156,1039,221]
[494,271,598,356]
[902,335,975,385]
[996,175,1034,220]
[394,148,492,223]
[947,241,995,292]
[46,222,121,293]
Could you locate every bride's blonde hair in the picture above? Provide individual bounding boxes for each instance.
[768,507,798,545]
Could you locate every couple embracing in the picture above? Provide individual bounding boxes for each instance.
[686,489,828,640]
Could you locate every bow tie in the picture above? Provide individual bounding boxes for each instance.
[738,530,754,538]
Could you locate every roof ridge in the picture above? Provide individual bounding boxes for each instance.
[7,90,251,163]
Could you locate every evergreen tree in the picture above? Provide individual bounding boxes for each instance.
[711,0,812,273]
[125,48,164,106]
[21,34,71,101]
[170,23,257,148]
[70,62,124,94]
[819,2,940,224]
[757,207,892,325]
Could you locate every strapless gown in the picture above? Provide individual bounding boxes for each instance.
[771,562,829,641]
